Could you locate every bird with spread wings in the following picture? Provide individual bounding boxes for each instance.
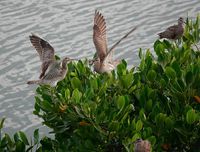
[27,34,74,86]
[92,10,137,73]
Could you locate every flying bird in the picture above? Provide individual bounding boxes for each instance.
[91,10,137,73]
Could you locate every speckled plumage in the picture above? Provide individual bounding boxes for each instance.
[134,139,151,152]
[29,34,55,79]
[158,17,184,40]
[27,34,72,86]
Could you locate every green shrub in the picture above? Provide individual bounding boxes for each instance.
[0,118,40,152]
[33,16,200,151]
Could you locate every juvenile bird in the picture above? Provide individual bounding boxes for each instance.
[27,34,74,86]
[92,10,137,73]
[158,17,184,40]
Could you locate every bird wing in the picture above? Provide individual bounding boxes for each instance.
[93,10,108,62]
[29,34,56,78]
[104,26,137,63]
[39,61,52,79]
[166,24,178,33]
[29,34,55,62]
[160,26,177,39]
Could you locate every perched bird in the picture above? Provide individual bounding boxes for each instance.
[91,10,137,73]
[134,139,151,152]
[158,17,184,40]
[27,34,74,86]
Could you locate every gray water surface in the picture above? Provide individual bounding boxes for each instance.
[0,0,199,136]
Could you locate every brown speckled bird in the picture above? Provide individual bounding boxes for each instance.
[134,139,151,152]
[158,17,184,40]
[92,10,136,73]
[27,34,74,86]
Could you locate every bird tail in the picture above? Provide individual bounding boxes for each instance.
[27,80,41,85]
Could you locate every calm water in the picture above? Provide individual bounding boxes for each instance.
[0,0,199,136]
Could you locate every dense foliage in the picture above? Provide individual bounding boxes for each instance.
[1,16,200,152]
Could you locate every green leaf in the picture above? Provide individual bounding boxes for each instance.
[147,136,156,146]
[34,97,41,112]
[154,40,164,56]
[77,60,86,74]
[90,79,98,90]
[132,133,141,141]
[136,120,143,131]
[165,117,174,129]
[146,99,152,112]
[117,62,126,76]
[15,141,25,152]
[65,89,71,99]
[160,78,167,88]
[139,109,146,120]
[0,136,8,148]
[120,73,133,88]
[155,113,166,127]
[163,39,171,49]
[34,129,39,145]
[139,48,143,59]
[116,96,125,110]
[185,71,193,85]
[109,121,120,131]
[131,119,136,129]
[39,100,53,111]
[14,131,29,145]
[0,118,5,129]
[41,94,52,103]
[165,67,176,79]
[55,55,60,60]
[171,61,181,77]
[147,70,157,81]
[72,89,82,103]
[4,133,13,145]
[71,77,82,90]
[186,109,197,124]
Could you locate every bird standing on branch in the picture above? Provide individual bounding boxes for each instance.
[91,10,137,73]
[27,34,75,86]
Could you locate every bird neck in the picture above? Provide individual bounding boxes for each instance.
[61,60,67,70]
[94,60,101,71]
[178,22,183,27]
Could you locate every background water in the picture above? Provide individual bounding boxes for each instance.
[0,0,199,136]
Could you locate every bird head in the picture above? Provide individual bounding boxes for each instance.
[89,57,100,66]
[61,57,77,68]
[178,17,184,25]
[62,57,72,64]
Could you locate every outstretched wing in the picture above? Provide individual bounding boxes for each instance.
[29,34,55,62]
[93,10,108,62]
[29,34,55,78]
[104,26,137,62]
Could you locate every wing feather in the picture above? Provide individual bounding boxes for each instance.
[29,34,55,78]
[93,10,108,62]
[29,34,55,62]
